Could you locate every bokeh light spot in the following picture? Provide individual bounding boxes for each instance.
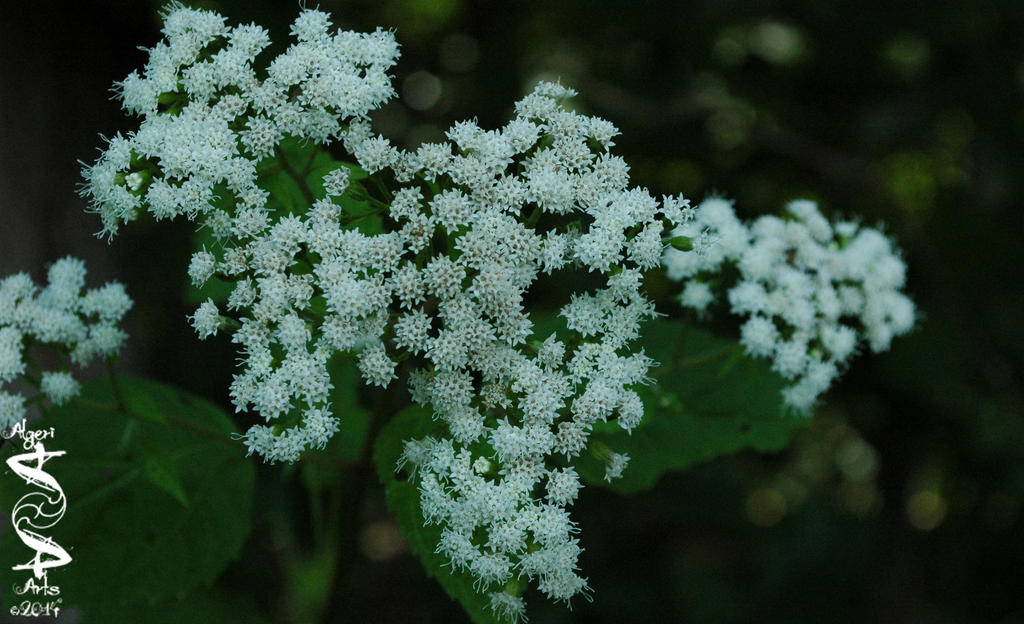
[359,519,410,561]
[747,487,787,527]
[750,21,805,65]
[906,490,948,531]
[403,71,443,111]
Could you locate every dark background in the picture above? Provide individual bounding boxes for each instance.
[1,1,1022,622]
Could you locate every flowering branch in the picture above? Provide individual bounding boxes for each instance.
[66,5,917,622]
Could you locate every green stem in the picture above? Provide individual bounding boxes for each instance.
[68,467,141,512]
[106,359,129,414]
[371,176,393,203]
[299,308,325,326]
[342,203,388,226]
[70,397,120,413]
[651,343,739,379]
[316,387,394,624]
[70,396,239,448]
[115,419,137,453]
[525,205,542,228]
[300,145,320,177]
[163,412,240,447]
[68,396,352,466]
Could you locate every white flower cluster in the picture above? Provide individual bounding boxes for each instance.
[0,257,132,429]
[373,82,687,615]
[663,198,916,411]
[80,4,399,239]
[80,6,687,616]
[80,6,400,461]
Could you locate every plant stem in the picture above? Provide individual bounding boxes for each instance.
[70,396,240,448]
[316,387,393,624]
[106,358,129,414]
[651,343,739,379]
[525,205,542,228]
[301,145,319,177]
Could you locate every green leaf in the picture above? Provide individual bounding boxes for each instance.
[667,235,694,251]
[118,378,168,424]
[0,375,256,622]
[142,452,190,507]
[373,406,501,624]
[338,191,384,236]
[576,319,807,493]
[185,274,235,307]
[263,136,368,215]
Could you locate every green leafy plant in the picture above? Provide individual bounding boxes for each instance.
[0,5,915,623]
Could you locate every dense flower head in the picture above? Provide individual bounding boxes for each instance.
[663,198,916,411]
[78,5,682,615]
[233,78,675,606]
[80,4,399,239]
[367,81,685,610]
[0,257,132,429]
